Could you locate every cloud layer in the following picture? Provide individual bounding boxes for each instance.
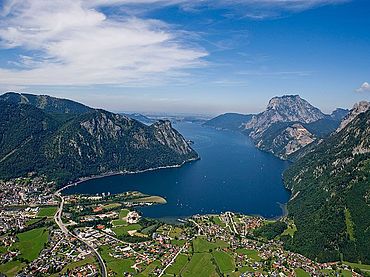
[0,0,207,86]
[0,0,347,87]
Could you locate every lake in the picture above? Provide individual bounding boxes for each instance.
[64,122,291,219]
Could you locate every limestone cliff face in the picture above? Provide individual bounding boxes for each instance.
[336,101,370,133]
[152,120,195,155]
[244,95,325,139]
[257,123,316,159]
[279,124,315,157]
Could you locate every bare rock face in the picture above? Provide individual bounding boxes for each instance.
[245,95,325,140]
[257,123,316,159]
[152,120,194,155]
[281,124,316,157]
[336,101,370,133]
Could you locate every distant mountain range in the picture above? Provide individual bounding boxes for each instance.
[122,113,155,125]
[0,92,198,184]
[205,95,349,159]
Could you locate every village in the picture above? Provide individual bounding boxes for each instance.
[0,176,367,276]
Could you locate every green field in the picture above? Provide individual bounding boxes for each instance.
[236,248,261,261]
[37,206,58,217]
[169,227,183,239]
[212,216,226,227]
[25,217,43,226]
[102,203,121,210]
[99,245,135,275]
[112,224,141,236]
[0,260,25,277]
[165,254,189,275]
[182,253,218,277]
[137,260,161,276]
[321,269,353,276]
[295,268,310,277]
[213,250,235,274]
[344,208,355,241]
[344,261,370,273]
[171,239,186,247]
[281,220,297,237]
[0,246,7,254]
[119,209,130,218]
[11,227,49,261]
[57,256,96,275]
[112,219,126,226]
[193,237,228,253]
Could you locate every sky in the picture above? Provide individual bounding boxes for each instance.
[0,0,369,115]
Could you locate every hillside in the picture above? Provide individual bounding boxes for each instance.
[283,109,370,263]
[0,96,198,185]
[203,113,252,131]
[0,92,93,114]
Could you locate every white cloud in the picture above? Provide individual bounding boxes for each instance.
[356,82,370,93]
[0,0,347,87]
[0,0,207,86]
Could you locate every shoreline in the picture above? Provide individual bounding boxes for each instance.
[56,148,291,221]
[58,156,200,193]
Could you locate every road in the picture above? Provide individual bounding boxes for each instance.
[54,191,108,277]
[158,243,187,277]
[226,212,239,235]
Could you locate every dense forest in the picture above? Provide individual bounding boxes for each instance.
[283,110,370,263]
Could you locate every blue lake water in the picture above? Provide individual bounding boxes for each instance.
[64,122,291,219]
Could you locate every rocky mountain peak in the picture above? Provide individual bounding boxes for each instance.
[244,95,325,137]
[336,100,369,133]
[264,95,325,123]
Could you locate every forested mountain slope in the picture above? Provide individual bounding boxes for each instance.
[283,109,370,263]
[0,96,198,185]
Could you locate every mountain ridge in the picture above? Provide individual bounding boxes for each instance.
[0,93,198,185]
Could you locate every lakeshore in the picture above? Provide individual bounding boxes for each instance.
[64,122,291,219]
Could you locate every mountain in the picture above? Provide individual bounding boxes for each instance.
[123,113,155,125]
[283,108,370,263]
[243,95,329,159]
[205,95,346,159]
[330,108,350,121]
[255,122,316,159]
[203,113,253,131]
[336,101,369,133]
[244,95,325,139]
[0,92,93,114]
[0,94,198,184]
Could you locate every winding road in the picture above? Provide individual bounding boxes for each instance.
[54,189,108,277]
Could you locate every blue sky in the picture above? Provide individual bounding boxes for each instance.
[0,0,369,115]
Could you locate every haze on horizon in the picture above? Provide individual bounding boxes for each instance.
[0,0,369,115]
